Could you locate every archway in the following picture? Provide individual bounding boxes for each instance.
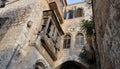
[34,59,47,69]
[60,61,87,69]
[35,61,45,69]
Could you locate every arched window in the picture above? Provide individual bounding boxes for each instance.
[75,33,84,48]
[75,8,83,17]
[63,34,71,48]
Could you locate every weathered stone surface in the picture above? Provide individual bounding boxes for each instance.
[55,2,92,69]
[93,0,120,69]
[0,0,52,69]
[0,0,93,69]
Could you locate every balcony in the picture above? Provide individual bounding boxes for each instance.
[48,0,64,23]
[41,35,57,61]
[41,10,64,61]
[43,10,64,35]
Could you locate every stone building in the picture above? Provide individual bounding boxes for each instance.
[0,0,92,69]
[93,0,120,69]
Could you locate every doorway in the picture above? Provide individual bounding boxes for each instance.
[60,61,86,69]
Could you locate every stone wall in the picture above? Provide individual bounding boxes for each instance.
[61,1,92,52]
[93,0,120,69]
[66,2,92,20]
[55,2,92,68]
[0,0,53,69]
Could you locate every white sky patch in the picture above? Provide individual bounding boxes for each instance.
[67,0,85,4]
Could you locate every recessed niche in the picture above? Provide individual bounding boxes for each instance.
[27,21,33,28]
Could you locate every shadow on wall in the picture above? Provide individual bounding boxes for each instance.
[0,17,10,41]
[0,5,32,41]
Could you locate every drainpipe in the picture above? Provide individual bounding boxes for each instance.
[6,44,20,69]
[91,0,101,69]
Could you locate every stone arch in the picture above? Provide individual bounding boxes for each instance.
[34,59,47,69]
[75,33,84,36]
[55,56,89,69]
[64,33,73,38]
[60,61,87,69]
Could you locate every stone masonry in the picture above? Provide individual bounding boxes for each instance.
[0,0,52,69]
[93,0,120,69]
[0,0,93,69]
[55,2,92,69]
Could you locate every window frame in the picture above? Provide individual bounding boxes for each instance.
[75,33,84,48]
[63,34,71,49]
[75,8,84,17]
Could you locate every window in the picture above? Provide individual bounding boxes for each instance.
[53,29,57,42]
[63,34,71,48]
[43,18,48,26]
[75,33,84,48]
[49,25,54,38]
[41,18,48,32]
[68,10,73,19]
[66,8,83,19]
[75,8,84,17]
[47,21,52,38]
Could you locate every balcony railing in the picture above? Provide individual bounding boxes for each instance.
[43,10,64,35]
[48,0,63,23]
[41,33,57,61]
[41,10,64,61]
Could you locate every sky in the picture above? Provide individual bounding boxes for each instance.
[67,0,85,4]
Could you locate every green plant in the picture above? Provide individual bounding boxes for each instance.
[81,19,94,37]
[80,18,94,53]
[80,19,96,64]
